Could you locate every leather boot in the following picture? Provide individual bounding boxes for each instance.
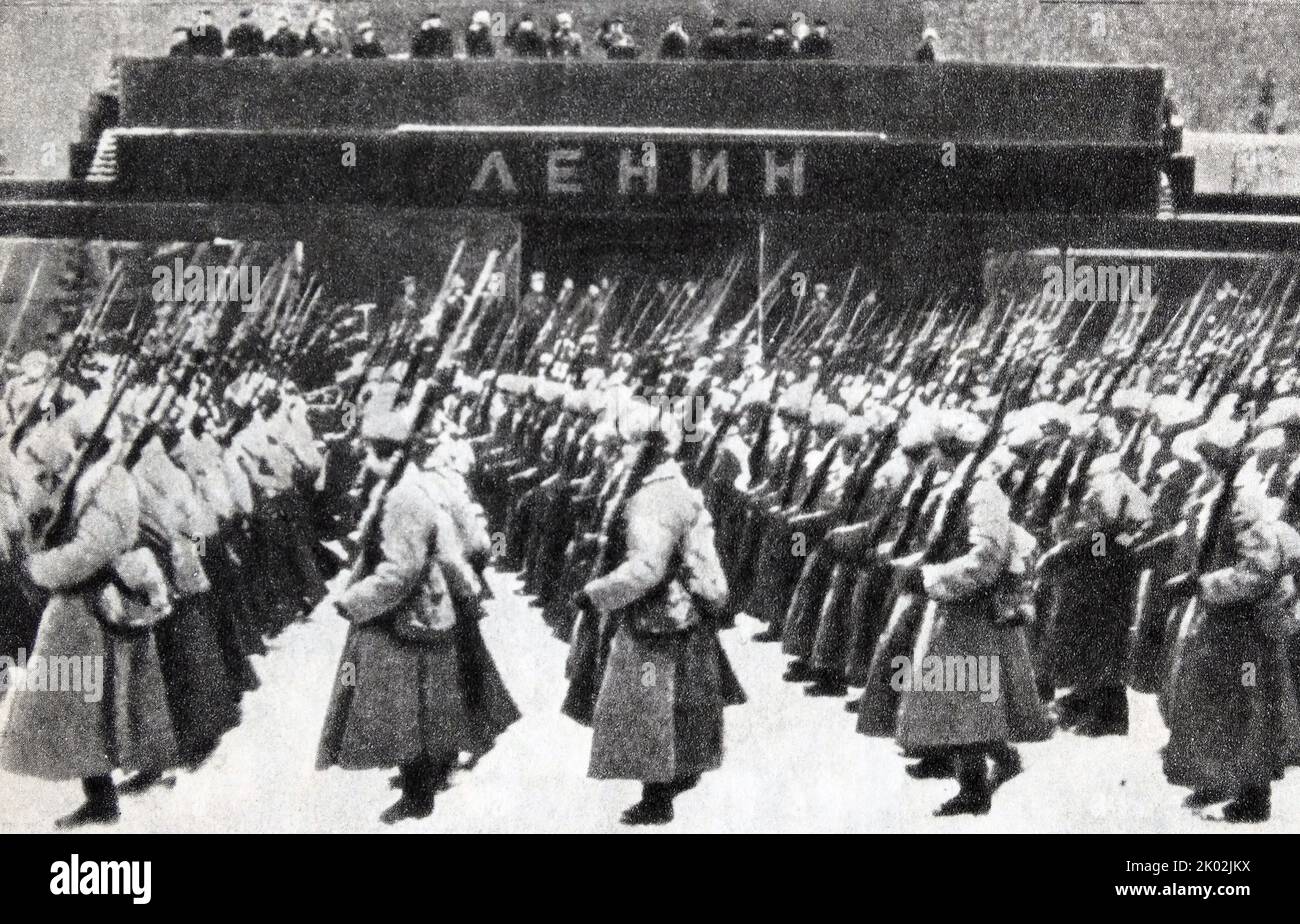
[1222,784,1270,823]
[934,749,991,817]
[381,757,436,825]
[621,782,674,826]
[56,776,120,829]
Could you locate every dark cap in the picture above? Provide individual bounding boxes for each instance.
[737,18,754,29]
[711,16,726,27]
[814,18,828,26]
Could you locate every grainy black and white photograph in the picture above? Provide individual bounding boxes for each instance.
[0,0,1296,864]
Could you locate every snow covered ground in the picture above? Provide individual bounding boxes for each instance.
[2,569,1296,833]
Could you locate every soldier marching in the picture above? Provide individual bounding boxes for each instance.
[4,236,1300,829]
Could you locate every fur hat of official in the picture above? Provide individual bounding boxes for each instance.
[1003,418,1044,456]
[777,379,817,421]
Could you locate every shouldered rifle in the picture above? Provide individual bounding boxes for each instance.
[36,360,140,548]
[348,372,454,585]
[0,254,46,373]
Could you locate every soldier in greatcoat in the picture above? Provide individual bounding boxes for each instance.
[890,435,1046,816]
[573,405,743,825]
[1162,458,1300,822]
[0,417,177,828]
[317,411,519,825]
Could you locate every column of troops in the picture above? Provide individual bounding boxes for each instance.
[2,244,1299,829]
[471,261,1300,825]
[0,246,521,828]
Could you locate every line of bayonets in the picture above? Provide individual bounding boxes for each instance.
[3,244,326,551]
[339,241,527,577]
[365,245,1300,602]
[679,254,1300,603]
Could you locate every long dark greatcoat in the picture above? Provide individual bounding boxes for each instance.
[0,473,41,669]
[1042,466,1150,692]
[318,469,519,770]
[1163,514,1300,791]
[581,460,743,783]
[895,480,1050,751]
[1,462,179,780]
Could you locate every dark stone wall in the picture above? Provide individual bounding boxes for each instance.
[4,0,1291,180]
[117,59,1163,147]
